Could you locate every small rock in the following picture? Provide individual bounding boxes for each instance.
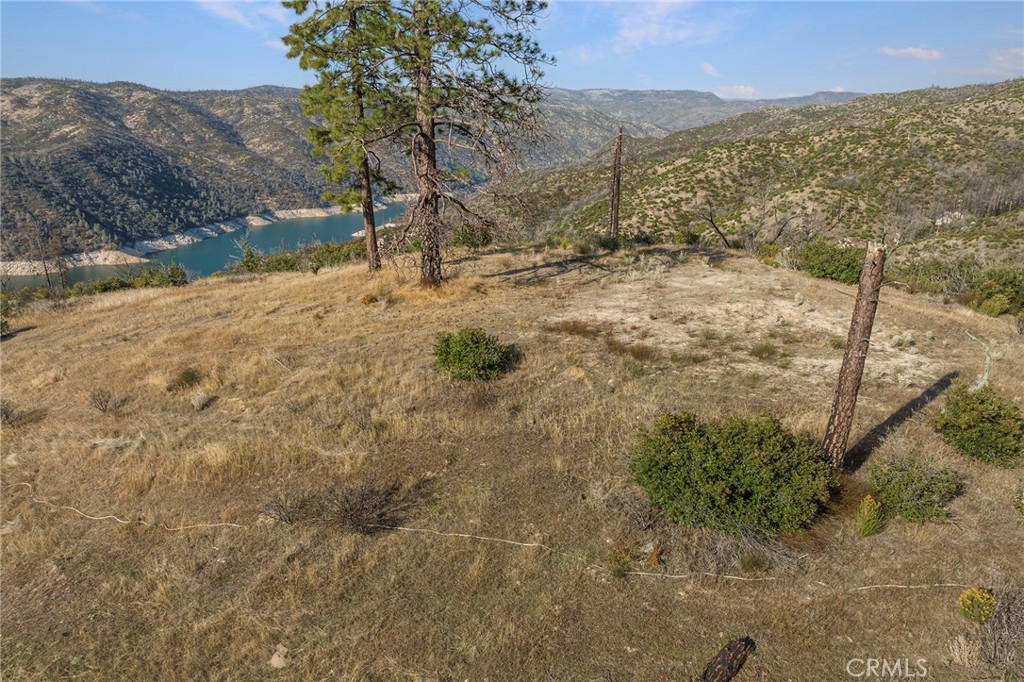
[269,644,288,669]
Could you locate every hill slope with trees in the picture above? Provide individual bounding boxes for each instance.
[0,78,861,260]
[517,80,1024,257]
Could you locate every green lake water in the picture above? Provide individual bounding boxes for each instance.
[3,203,406,289]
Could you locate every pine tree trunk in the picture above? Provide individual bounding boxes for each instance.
[608,126,623,243]
[351,8,380,273]
[413,0,442,287]
[359,155,380,272]
[823,243,887,470]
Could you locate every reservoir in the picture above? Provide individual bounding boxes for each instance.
[2,203,406,290]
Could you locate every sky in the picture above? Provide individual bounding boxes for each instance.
[1,1,1022,98]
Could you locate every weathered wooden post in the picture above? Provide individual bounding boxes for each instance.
[823,242,887,470]
[608,126,623,243]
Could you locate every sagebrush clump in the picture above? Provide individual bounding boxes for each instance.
[930,382,1024,467]
[852,495,884,536]
[795,238,865,285]
[433,328,516,381]
[869,456,959,522]
[629,412,836,537]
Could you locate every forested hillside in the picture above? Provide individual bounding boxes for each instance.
[1,78,862,260]
[520,80,1024,256]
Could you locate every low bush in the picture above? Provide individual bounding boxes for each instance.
[452,224,493,249]
[852,494,884,536]
[929,382,1024,467]
[0,294,15,335]
[868,456,959,522]
[958,587,997,624]
[796,238,865,285]
[971,266,1024,316]
[672,227,702,246]
[629,412,836,537]
[887,258,1024,318]
[309,240,366,274]
[66,263,188,298]
[167,367,204,392]
[229,240,367,275]
[433,328,516,381]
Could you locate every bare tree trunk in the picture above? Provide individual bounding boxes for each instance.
[608,126,623,243]
[823,243,887,470]
[700,637,756,682]
[413,0,442,287]
[699,199,732,249]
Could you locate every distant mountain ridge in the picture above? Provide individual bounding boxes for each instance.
[1,77,862,259]
[546,87,862,131]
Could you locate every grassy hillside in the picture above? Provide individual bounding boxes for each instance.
[520,80,1024,262]
[2,246,1022,679]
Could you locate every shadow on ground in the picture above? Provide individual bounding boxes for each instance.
[845,371,958,471]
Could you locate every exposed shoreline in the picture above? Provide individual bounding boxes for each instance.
[1,199,415,277]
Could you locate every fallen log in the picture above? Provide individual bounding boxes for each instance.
[700,637,756,682]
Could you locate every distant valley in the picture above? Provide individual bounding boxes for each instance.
[0,77,859,260]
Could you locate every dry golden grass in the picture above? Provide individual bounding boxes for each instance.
[2,247,1023,680]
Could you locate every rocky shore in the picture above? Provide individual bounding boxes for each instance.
[1,206,346,277]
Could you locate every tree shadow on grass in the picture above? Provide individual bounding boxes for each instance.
[844,371,958,472]
[483,253,612,284]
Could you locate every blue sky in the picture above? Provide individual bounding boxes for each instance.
[2,1,1021,98]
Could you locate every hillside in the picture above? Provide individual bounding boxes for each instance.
[521,80,1024,260]
[2,247,1022,679]
[547,87,862,131]
[0,78,862,261]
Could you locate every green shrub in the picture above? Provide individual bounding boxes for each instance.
[852,494,884,536]
[757,243,782,266]
[432,328,515,381]
[0,294,15,335]
[972,266,1024,315]
[129,263,188,288]
[957,587,997,624]
[868,456,959,522]
[309,240,365,274]
[64,263,187,298]
[929,382,1024,467]
[629,412,836,537]
[673,227,701,246]
[452,224,493,249]
[796,238,865,285]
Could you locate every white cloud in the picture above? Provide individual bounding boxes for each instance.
[195,1,291,31]
[559,45,606,66]
[879,46,943,61]
[715,84,755,99]
[988,47,1024,77]
[263,38,289,53]
[826,86,847,93]
[701,62,720,77]
[611,2,731,54]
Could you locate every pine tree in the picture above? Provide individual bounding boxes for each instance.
[284,0,549,285]
[284,0,409,272]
